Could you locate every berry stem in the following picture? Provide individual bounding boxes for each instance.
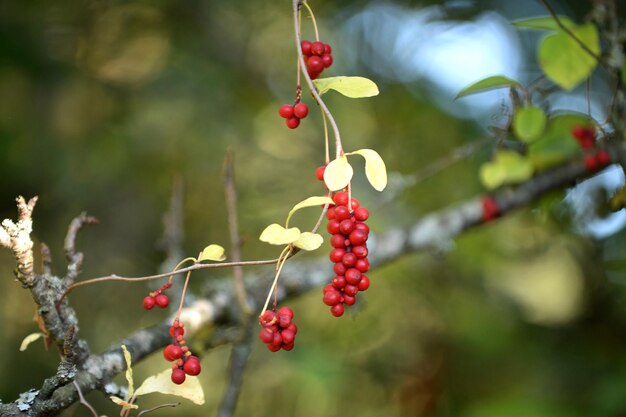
[293,0,343,159]
[168,257,197,285]
[302,1,320,42]
[175,270,193,321]
[321,109,330,164]
[261,246,292,315]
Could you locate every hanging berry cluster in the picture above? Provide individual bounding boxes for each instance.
[571,126,611,170]
[279,102,309,129]
[143,283,171,310]
[164,320,201,385]
[301,40,333,80]
[258,307,298,351]
[322,189,371,317]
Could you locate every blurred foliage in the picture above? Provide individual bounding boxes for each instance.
[1,0,626,417]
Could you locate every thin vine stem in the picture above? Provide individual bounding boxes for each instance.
[261,246,292,314]
[176,270,193,320]
[302,1,320,41]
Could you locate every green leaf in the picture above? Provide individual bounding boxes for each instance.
[528,113,589,170]
[286,196,334,227]
[324,156,353,191]
[513,106,547,142]
[135,368,205,405]
[455,75,521,99]
[512,15,575,31]
[349,149,388,191]
[480,150,534,190]
[198,244,226,262]
[313,76,379,98]
[259,223,301,245]
[19,332,43,352]
[292,232,324,251]
[121,345,134,398]
[538,23,600,90]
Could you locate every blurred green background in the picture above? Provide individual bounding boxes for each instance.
[2,0,626,416]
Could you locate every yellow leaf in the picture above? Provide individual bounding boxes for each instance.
[109,396,138,410]
[19,332,43,352]
[292,232,324,251]
[286,196,334,227]
[313,76,379,98]
[259,224,301,245]
[324,156,353,191]
[198,244,226,262]
[350,149,387,191]
[121,345,134,398]
[135,368,205,405]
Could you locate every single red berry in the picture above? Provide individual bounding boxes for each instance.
[481,196,499,223]
[330,303,345,317]
[281,329,296,344]
[334,262,347,275]
[326,206,336,220]
[293,102,309,119]
[331,234,346,248]
[327,219,341,234]
[345,268,362,285]
[272,332,283,347]
[350,198,360,210]
[584,154,598,171]
[342,252,357,267]
[286,117,300,129]
[358,275,370,291]
[171,368,186,385]
[323,289,342,306]
[580,137,594,149]
[143,296,155,310]
[355,222,370,234]
[323,284,335,293]
[596,150,611,165]
[279,104,294,119]
[311,41,325,56]
[349,229,368,246]
[301,40,312,55]
[334,205,351,221]
[324,43,332,54]
[282,342,295,351]
[267,343,281,352]
[322,54,333,68]
[355,258,370,273]
[339,219,355,235]
[333,192,349,206]
[183,356,201,376]
[332,275,347,289]
[330,248,346,263]
[259,310,277,327]
[343,294,356,306]
[164,344,183,361]
[354,207,369,221]
[352,245,368,258]
[316,165,326,181]
[287,323,298,334]
[307,56,324,73]
[155,294,169,308]
[277,306,294,318]
[571,126,586,140]
[278,313,292,328]
[307,68,321,80]
[259,328,274,344]
[169,325,184,338]
[344,284,359,296]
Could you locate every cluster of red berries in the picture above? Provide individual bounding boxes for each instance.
[301,40,333,80]
[165,320,201,384]
[481,196,500,223]
[320,184,371,317]
[258,306,297,352]
[279,102,309,129]
[571,126,611,170]
[142,283,171,310]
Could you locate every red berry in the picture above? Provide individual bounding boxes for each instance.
[323,284,335,293]
[307,56,324,73]
[331,234,346,248]
[322,54,333,68]
[286,117,300,129]
[323,290,342,306]
[571,126,586,140]
[333,192,349,206]
[155,294,169,308]
[183,356,201,376]
[330,303,345,317]
[301,40,312,55]
[324,43,332,54]
[311,41,325,56]
[293,102,309,119]
[327,219,341,234]
[345,268,362,285]
[259,310,277,327]
[355,258,370,273]
[330,248,346,263]
[278,313,292,328]
[357,275,370,291]
[350,198,360,210]
[343,294,356,306]
[272,332,283,346]
[596,150,611,165]
[282,342,295,351]
[352,245,368,258]
[334,205,351,221]
[279,104,294,119]
[316,165,326,181]
[355,222,370,234]
[584,154,598,171]
[342,252,357,267]
[164,344,183,361]
[281,329,296,344]
[481,196,499,223]
[349,229,368,246]
[332,275,347,289]
[307,68,321,80]
[344,284,359,296]
[171,368,186,385]
[287,323,298,334]
[339,219,355,235]
[143,296,155,310]
[334,262,347,275]
[277,306,294,318]
[354,207,369,221]
[259,328,274,344]
[267,343,281,352]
